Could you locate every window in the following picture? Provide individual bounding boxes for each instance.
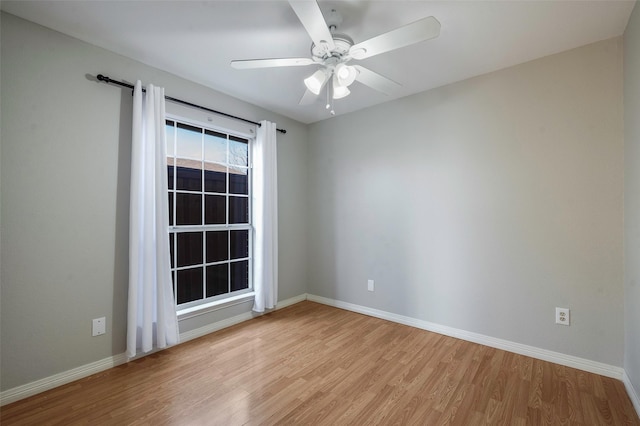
[166,118,252,309]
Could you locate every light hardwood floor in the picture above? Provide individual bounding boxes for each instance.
[2,301,639,425]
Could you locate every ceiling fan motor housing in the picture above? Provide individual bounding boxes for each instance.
[311,33,354,63]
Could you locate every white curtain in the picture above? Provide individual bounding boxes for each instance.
[127,81,179,358]
[252,120,279,313]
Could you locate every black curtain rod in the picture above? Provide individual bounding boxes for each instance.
[95,74,286,134]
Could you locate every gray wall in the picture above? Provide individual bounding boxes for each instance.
[625,1,640,400]
[0,13,308,391]
[1,7,634,396]
[307,37,624,366]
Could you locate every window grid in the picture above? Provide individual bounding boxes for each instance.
[167,117,253,309]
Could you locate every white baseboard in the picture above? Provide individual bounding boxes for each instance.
[0,293,308,406]
[0,353,129,406]
[6,292,635,418]
[623,371,640,417]
[307,294,624,380]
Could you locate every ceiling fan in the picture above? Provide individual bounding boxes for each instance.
[231,1,440,115]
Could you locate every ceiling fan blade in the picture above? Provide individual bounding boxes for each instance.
[289,1,336,52]
[349,16,440,60]
[299,89,317,105]
[353,65,401,95]
[231,57,315,69]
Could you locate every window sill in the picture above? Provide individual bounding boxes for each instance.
[177,292,255,321]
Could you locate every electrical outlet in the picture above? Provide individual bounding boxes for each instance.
[555,308,570,326]
[367,279,374,292]
[92,317,106,336]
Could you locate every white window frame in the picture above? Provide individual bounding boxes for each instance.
[165,111,256,318]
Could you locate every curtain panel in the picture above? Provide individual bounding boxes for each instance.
[252,120,278,313]
[127,81,179,358]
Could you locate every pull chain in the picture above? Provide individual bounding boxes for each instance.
[326,73,335,116]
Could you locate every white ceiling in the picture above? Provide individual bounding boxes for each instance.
[1,1,635,124]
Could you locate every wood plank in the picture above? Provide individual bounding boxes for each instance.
[1,301,638,425]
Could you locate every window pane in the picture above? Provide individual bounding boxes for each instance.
[231,260,249,291]
[229,196,248,224]
[204,164,226,193]
[206,264,228,297]
[229,167,248,195]
[176,123,202,161]
[176,193,202,225]
[206,231,228,263]
[229,136,248,167]
[205,195,226,224]
[204,130,227,164]
[176,163,202,191]
[230,230,249,259]
[167,118,253,308]
[177,232,203,267]
[177,267,203,304]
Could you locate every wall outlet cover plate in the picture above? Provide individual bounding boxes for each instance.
[92,317,106,336]
[555,308,570,326]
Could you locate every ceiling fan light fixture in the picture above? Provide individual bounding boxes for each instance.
[335,63,357,87]
[333,85,350,99]
[304,69,328,95]
[332,75,350,99]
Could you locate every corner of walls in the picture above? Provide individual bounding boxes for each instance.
[624,0,640,415]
